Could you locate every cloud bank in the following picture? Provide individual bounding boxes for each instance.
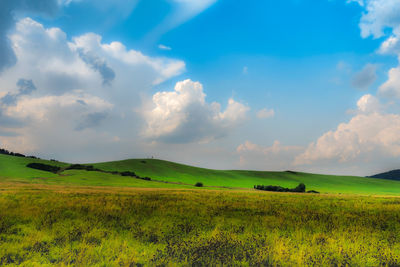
[0,17,186,159]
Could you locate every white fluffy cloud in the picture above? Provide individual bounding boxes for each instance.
[295,95,400,167]
[356,94,381,113]
[379,66,400,97]
[237,140,303,171]
[353,0,400,39]
[0,0,61,72]
[0,17,186,159]
[143,79,249,143]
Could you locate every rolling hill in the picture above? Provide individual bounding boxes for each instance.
[1,153,400,194]
[368,169,400,181]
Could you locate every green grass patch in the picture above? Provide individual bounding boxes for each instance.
[1,185,400,265]
[2,154,400,194]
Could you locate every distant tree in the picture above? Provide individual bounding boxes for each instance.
[26,163,60,173]
[254,183,306,193]
[195,182,203,187]
[292,183,306,193]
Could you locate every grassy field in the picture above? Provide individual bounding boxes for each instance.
[2,154,400,265]
[2,154,400,194]
[1,183,400,266]
[92,158,400,194]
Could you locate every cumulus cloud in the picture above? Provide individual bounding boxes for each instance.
[0,18,186,160]
[379,35,400,54]
[352,0,400,39]
[0,0,60,72]
[237,140,303,171]
[143,79,249,143]
[379,66,400,97]
[1,79,36,106]
[356,94,381,113]
[257,108,275,119]
[77,50,115,85]
[294,95,400,173]
[1,18,185,97]
[0,91,114,154]
[351,64,377,90]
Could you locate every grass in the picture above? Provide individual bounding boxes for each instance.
[2,154,400,194]
[1,183,400,266]
[92,158,400,195]
[2,154,400,265]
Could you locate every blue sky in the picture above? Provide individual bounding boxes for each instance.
[1,0,400,175]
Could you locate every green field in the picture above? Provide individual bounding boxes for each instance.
[2,154,400,194]
[2,153,400,265]
[1,184,400,266]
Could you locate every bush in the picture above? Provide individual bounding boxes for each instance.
[195,182,203,187]
[120,171,137,177]
[292,183,306,193]
[66,164,91,170]
[254,183,306,193]
[26,163,61,173]
[0,148,26,158]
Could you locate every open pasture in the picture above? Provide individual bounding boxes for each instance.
[1,183,400,266]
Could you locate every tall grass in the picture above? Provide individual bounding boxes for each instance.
[1,183,400,265]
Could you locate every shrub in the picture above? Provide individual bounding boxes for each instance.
[254,183,306,193]
[120,171,137,177]
[26,163,61,173]
[292,183,306,193]
[66,164,90,170]
[0,148,26,157]
[195,182,203,187]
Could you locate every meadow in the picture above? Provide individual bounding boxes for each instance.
[2,154,400,195]
[2,154,400,265]
[1,183,400,266]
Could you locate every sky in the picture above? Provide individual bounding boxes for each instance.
[1,0,400,176]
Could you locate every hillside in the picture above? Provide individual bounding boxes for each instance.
[93,158,400,195]
[2,154,400,194]
[368,169,400,181]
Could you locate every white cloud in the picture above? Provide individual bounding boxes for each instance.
[158,44,172,51]
[237,140,303,171]
[295,95,400,169]
[0,0,61,72]
[379,65,400,97]
[379,35,400,54]
[356,94,381,113]
[355,0,400,39]
[0,18,186,160]
[5,92,112,121]
[143,79,249,143]
[257,108,275,119]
